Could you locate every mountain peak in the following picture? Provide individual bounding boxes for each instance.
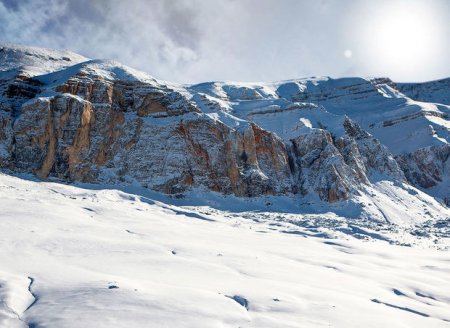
[0,42,89,78]
[0,43,449,211]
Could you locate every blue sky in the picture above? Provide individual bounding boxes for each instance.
[1,0,448,83]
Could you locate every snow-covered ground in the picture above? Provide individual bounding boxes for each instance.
[0,173,449,327]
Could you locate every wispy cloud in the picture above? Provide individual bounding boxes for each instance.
[0,0,448,82]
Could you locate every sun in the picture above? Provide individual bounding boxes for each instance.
[374,9,431,63]
[357,0,446,81]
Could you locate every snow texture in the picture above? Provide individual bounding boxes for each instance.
[0,173,449,327]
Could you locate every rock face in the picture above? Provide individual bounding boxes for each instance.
[287,118,405,202]
[1,61,294,198]
[0,44,449,205]
[397,144,450,205]
[396,78,450,105]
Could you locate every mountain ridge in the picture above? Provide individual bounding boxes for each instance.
[0,43,449,223]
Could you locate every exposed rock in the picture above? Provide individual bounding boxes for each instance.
[291,127,357,202]
[8,82,293,197]
[397,144,450,204]
[226,295,249,310]
[396,78,450,105]
[0,44,448,205]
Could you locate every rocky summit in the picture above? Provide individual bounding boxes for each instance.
[0,43,449,210]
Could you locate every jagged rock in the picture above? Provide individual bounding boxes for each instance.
[0,44,448,205]
[8,83,293,197]
[290,127,357,202]
[396,78,450,105]
[341,118,405,182]
[287,117,404,202]
[397,144,450,204]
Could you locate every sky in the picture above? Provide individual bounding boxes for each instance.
[0,0,449,83]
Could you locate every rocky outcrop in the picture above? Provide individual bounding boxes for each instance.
[291,127,360,202]
[5,72,294,197]
[396,78,450,105]
[2,71,401,202]
[0,114,13,166]
[287,117,405,202]
[397,144,450,204]
[341,118,405,182]
[0,44,448,205]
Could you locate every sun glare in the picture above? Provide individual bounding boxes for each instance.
[358,1,446,80]
[375,11,430,62]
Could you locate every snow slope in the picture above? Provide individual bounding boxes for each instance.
[189,77,450,155]
[397,78,450,106]
[1,43,449,328]
[0,43,88,79]
[187,77,450,203]
[0,173,450,328]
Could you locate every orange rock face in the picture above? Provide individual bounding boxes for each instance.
[0,57,412,204]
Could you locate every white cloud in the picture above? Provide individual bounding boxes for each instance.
[0,0,448,82]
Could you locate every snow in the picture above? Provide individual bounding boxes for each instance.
[0,43,88,79]
[1,43,449,326]
[1,43,447,158]
[187,76,449,155]
[0,173,450,327]
[3,42,447,156]
[36,59,159,87]
[397,78,450,105]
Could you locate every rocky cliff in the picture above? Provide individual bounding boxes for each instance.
[396,78,450,106]
[1,44,449,208]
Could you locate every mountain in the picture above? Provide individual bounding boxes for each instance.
[0,43,449,222]
[1,43,450,328]
[396,78,450,105]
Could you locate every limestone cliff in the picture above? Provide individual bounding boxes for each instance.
[0,44,449,205]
